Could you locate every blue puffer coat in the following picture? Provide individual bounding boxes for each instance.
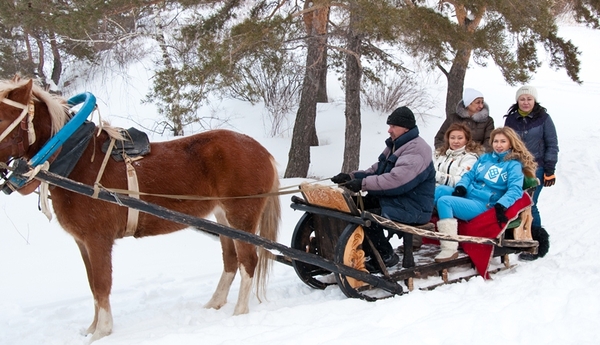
[352,127,435,224]
[456,150,524,209]
[504,104,559,174]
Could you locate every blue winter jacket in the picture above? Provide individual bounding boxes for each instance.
[504,104,559,174]
[456,150,524,209]
[352,127,435,224]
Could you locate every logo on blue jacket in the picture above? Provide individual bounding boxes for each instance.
[484,164,507,183]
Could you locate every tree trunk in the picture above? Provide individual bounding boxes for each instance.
[316,45,328,103]
[49,32,62,86]
[154,10,184,136]
[284,33,326,178]
[24,32,33,65]
[342,14,362,173]
[34,37,47,83]
[285,2,329,178]
[444,47,472,116]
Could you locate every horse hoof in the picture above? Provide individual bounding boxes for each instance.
[88,329,111,343]
[233,306,249,315]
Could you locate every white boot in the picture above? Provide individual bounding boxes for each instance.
[435,218,459,262]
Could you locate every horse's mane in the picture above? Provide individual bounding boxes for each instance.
[0,78,68,136]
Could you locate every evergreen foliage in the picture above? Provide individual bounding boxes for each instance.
[394,0,599,115]
[0,0,164,86]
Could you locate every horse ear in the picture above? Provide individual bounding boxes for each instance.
[8,79,33,104]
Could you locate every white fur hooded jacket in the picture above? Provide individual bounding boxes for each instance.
[434,146,479,187]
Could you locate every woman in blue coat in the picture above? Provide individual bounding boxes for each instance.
[504,85,557,260]
[434,127,537,262]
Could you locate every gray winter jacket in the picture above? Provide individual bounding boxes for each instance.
[352,127,435,225]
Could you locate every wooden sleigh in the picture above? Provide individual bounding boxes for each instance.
[288,179,539,299]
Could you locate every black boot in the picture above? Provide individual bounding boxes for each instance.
[519,226,550,261]
[363,226,399,273]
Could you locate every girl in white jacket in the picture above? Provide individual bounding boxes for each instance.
[434,123,484,188]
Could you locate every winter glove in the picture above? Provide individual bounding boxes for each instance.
[452,185,467,197]
[494,203,508,227]
[331,172,351,184]
[344,179,363,193]
[543,173,556,187]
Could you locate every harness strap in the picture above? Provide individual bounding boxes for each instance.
[20,161,52,220]
[123,155,142,237]
[92,137,115,199]
[26,100,35,145]
[92,137,142,237]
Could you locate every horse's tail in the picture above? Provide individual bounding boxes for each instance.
[254,157,281,301]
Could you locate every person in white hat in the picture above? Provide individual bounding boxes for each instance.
[504,85,557,261]
[434,88,495,152]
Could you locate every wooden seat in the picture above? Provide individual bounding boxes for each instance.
[299,182,359,215]
[506,176,539,241]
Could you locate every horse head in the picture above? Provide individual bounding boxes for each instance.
[0,79,35,162]
[0,78,68,165]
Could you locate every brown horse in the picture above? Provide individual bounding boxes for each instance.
[0,78,281,341]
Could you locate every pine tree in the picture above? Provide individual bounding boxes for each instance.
[395,0,599,116]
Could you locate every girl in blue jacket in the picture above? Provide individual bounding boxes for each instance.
[434,127,537,262]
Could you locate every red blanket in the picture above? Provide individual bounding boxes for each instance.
[427,193,533,279]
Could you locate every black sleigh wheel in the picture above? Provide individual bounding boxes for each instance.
[290,213,336,289]
[334,224,398,300]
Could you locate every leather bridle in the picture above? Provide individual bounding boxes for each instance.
[0,97,36,159]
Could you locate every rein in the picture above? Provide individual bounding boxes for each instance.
[92,178,333,202]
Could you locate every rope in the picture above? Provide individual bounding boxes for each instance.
[91,177,337,202]
[93,181,320,201]
[21,161,52,220]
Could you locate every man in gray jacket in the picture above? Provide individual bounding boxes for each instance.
[332,106,436,271]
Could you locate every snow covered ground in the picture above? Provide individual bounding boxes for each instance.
[1,24,599,344]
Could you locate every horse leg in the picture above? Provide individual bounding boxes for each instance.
[222,205,261,315]
[232,240,258,315]
[75,240,99,335]
[204,235,238,310]
[79,238,115,342]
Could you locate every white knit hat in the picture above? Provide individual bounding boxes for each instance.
[515,85,538,102]
[462,88,484,107]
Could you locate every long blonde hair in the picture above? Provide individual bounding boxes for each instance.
[489,127,537,177]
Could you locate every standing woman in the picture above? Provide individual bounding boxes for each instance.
[504,85,557,260]
[434,88,495,152]
[434,127,537,262]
